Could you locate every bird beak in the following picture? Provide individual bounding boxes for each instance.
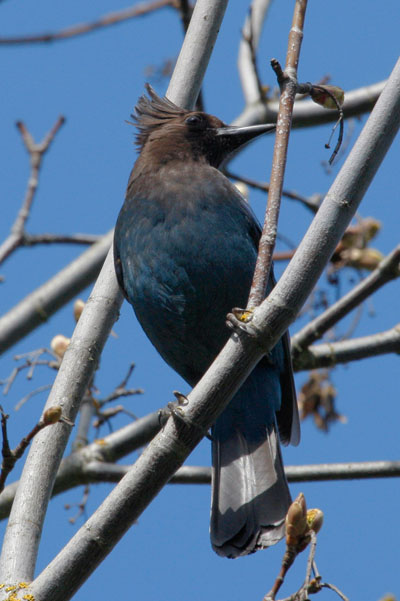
[214,123,275,153]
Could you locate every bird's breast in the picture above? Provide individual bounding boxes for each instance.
[114,168,259,383]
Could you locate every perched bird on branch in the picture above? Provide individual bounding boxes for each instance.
[114,85,300,558]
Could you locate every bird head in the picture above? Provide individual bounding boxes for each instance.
[132,84,275,168]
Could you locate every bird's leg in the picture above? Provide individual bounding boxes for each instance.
[226,307,275,363]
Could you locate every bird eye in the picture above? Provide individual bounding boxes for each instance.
[185,114,206,128]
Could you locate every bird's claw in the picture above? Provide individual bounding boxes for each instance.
[173,390,189,408]
[226,307,257,336]
[158,391,212,440]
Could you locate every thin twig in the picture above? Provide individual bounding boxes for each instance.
[65,485,91,524]
[304,531,317,591]
[264,545,298,600]
[320,582,350,601]
[15,384,53,411]
[23,233,101,246]
[247,0,308,308]
[0,406,62,493]
[0,116,65,266]
[0,0,176,45]
[224,169,321,212]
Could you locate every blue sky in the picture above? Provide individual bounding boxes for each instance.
[0,1,399,600]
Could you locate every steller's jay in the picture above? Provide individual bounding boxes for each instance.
[114,85,300,558]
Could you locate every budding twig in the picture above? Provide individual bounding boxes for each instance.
[263,493,324,601]
[0,405,64,493]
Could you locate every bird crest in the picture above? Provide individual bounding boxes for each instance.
[132,84,186,150]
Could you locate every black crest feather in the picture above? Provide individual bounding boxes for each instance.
[132,84,187,150]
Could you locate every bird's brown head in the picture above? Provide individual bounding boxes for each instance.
[131,84,275,168]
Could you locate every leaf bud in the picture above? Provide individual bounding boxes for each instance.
[73,298,85,322]
[307,508,324,534]
[310,85,344,109]
[50,334,71,358]
[43,406,62,424]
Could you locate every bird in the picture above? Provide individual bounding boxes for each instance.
[114,84,300,558]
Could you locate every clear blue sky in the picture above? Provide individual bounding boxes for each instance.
[0,2,399,600]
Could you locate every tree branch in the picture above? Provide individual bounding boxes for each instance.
[0,116,65,266]
[238,0,273,105]
[1,437,399,521]
[294,324,400,370]
[0,0,176,45]
[22,233,101,246]
[247,0,308,308]
[292,244,400,354]
[0,411,161,521]
[83,459,400,485]
[225,168,321,212]
[0,230,113,356]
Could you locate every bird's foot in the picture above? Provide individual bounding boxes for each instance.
[226,307,256,335]
[159,391,212,440]
[226,307,274,361]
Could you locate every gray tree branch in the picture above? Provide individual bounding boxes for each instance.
[238,0,273,104]
[85,460,400,484]
[0,117,65,266]
[0,231,113,355]
[291,244,400,356]
[0,0,176,45]
[294,324,400,370]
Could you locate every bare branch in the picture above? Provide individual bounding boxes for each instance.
[294,324,400,370]
[0,116,65,266]
[0,231,113,355]
[1,451,400,523]
[238,0,273,104]
[286,460,400,482]
[319,582,350,601]
[292,245,400,354]
[0,0,176,45]
[23,233,101,246]
[84,459,400,486]
[167,0,228,109]
[0,406,64,493]
[224,168,322,212]
[247,0,309,308]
